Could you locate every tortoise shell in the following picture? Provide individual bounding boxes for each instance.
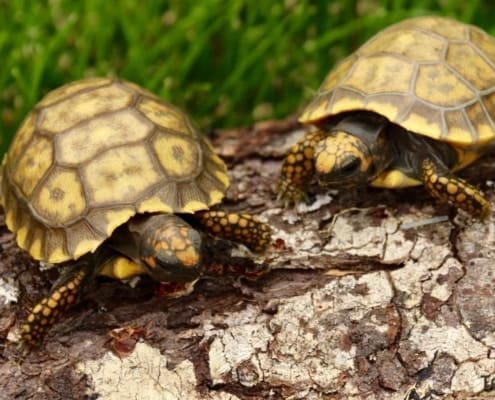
[1,78,229,263]
[300,16,495,147]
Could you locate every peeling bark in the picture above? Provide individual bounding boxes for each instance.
[1,116,495,399]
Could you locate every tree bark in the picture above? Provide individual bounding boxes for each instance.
[1,116,495,399]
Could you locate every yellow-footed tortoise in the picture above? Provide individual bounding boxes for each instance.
[278,16,495,217]
[1,78,271,347]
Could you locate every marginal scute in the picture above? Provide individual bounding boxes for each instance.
[465,102,495,144]
[44,228,69,263]
[401,101,444,140]
[203,157,230,192]
[365,94,414,123]
[329,87,365,115]
[176,181,210,212]
[66,223,107,260]
[15,225,29,253]
[151,182,182,212]
[299,95,331,123]
[2,181,18,233]
[208,189,226,206]
[137,195,173,214]
[27,225,45,261]
[194,140,229,203]
[444,110,474,145]
[86,207,136,238]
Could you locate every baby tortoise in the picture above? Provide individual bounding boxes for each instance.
[278,16,495,218]
[1,78,271,347]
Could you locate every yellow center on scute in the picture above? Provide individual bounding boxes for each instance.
[40,84,134,133]
[443,110,473,145]
[33,168,86,224]
[56,109,153,165]
[107,210,139,238]
[361,30,444,62]
[153,135,200,178]
[28,232,43,261]
[447,42,495,91]
[137,195,173,214]
[12,135,53,197]
[472,29,495,62]
[466,102,495,145]
[37,77,112,107]
[344,56,414,95]
[137,98,193,136]
[83,144,161,205]
[415,64,475,107]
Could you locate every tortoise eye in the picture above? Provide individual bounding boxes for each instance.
[340,157,361,175]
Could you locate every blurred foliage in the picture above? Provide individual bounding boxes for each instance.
[1,0,495,155]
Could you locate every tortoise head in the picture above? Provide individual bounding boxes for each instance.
[314,114,392,188]
[139,214,202,282]
[314,131,376,188]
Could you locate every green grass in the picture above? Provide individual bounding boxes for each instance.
[1,0,495,155]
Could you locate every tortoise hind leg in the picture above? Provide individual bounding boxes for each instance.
[422,159,490,218]
[22,261,93,347]
[195,210,271,252]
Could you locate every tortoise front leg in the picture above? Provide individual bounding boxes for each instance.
[277,131,325,205]
[195,211,271,252]
[422,159,490,218]
[22,260,94,347]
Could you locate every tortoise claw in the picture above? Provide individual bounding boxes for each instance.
[276,182,309,207]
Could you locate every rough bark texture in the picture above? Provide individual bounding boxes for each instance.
[2,117,495,399]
